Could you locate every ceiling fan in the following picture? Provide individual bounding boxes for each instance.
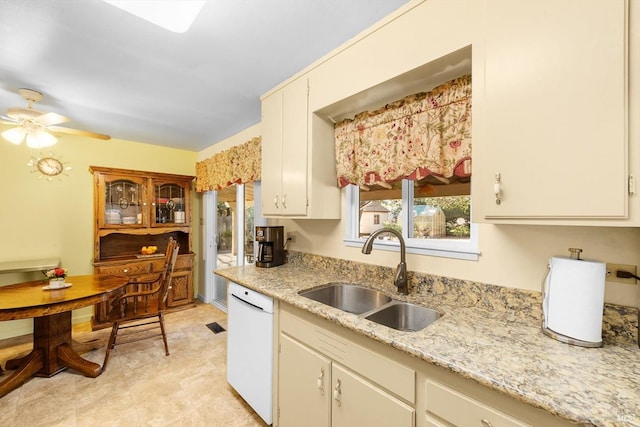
[1,88,111,148]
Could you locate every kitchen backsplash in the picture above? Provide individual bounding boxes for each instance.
[286,251,639,345]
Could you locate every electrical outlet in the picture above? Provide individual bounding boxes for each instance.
[606,263,638,285]
[287,232,297,244]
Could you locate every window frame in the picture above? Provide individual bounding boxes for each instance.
[344,182,479,261]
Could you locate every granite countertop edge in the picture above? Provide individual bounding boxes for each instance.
[215,264,640,427]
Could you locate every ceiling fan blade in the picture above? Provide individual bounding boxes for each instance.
[35,112,70,126]
[48,125,111,141]
[0,115,20,125]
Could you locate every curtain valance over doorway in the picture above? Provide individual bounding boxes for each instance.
[195,136,261,192]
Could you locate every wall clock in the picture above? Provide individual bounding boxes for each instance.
[37,157,64,176]
[27,152,72,181]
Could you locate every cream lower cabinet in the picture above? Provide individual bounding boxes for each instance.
[276,303,574,427]
[425,379,527,427]
[332,363,414,427]
[278,305,415,427]
[278,334,331,427]
[279,333,414,427]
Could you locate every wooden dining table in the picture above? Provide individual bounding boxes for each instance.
[0,274,128,398]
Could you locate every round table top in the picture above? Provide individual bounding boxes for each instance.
[0,274,129,320]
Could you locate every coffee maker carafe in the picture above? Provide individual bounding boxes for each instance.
[255,226,285,268]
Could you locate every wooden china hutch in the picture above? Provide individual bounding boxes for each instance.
[90,166,196,329]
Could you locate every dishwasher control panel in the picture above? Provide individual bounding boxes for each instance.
[229,282,274,313]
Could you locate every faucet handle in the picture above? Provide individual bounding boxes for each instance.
[394,262,408,295]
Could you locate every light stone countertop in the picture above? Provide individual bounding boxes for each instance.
[215,263,640,427]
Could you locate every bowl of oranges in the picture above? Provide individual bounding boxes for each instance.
[141,246,158,255]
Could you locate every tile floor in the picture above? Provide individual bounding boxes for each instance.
[0,302,268,427]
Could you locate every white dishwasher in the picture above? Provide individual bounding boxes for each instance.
[227,282,274,425]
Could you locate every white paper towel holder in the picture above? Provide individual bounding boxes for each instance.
[541,248,605,348]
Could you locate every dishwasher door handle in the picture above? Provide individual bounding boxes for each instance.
[231,293,265,311]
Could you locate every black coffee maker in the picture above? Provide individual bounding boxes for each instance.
[255,226,285,268]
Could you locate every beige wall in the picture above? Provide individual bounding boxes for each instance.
[0,126,198,339]
[197,123,260,162]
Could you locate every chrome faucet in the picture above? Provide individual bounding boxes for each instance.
[361,227,408,295]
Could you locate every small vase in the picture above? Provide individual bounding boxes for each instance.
[49,278,66,289]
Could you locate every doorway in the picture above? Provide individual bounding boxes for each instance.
[204,182,264,311]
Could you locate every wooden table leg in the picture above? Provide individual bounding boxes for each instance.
[5,354,32,370]
[33,312,72,376]
[0,311,105,397]
[0,350,44,398]
[71,337,104,354]
[57,343,101,377]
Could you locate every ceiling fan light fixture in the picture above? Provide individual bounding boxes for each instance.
[2,127,27,145]
[26,129,57,149]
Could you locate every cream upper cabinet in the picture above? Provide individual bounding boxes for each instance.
[261,77,341,219]
[474,0,631,223]
[261,77,308,216]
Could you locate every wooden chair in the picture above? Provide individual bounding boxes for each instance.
[102,240,180,371]
[123,237,177,315]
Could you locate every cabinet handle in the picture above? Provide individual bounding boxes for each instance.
[282,194,287,209]
[317,368,325,395]
[333,379,342,406]
[494,172,502,205]
[480,419,493,427]
[274,195,279,209]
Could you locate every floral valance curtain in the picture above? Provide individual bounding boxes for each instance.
[334,75,471,188]
[195,136,261,192]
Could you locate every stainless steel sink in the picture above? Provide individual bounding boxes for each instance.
[299,283,392,314]
[364,301,441,332]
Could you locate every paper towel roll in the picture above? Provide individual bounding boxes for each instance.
[543,256,606,344]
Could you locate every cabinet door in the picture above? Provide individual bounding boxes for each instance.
[278,334,331,427]
[332,364,414,427]
[167,271,193,307]
[425,379,528,427]
[280,77,309,216]
[261,78,309,217]
[477,0,628,220]
[96,173,147,228]
[261,90,284,216]
[150,178,191,227]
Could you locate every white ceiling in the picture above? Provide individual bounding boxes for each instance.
[0,0,410,152]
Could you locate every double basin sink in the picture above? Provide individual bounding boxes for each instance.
[299,283,441,332]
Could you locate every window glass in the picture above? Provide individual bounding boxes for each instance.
[215,182,255,267]
[347,179,477,260]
